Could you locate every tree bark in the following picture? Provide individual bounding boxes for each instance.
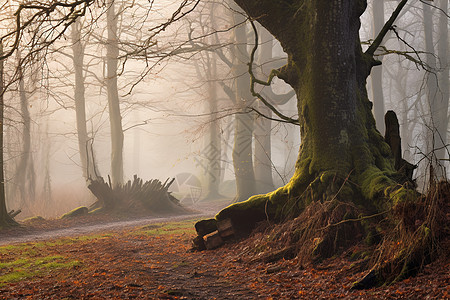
[0,42,17,227]
[215,0,404,229]
[253,26,275,193]
[106,0,124,187]
[231,4,256,202]
[371,0,385,133]
[72,19,100,182]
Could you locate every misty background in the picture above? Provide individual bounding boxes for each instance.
[0,0,447,219]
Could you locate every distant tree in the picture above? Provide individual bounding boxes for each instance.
[423,0,449,179]
[0,42,17,227]
[229,5,257,202]
[71,18,101,182]
[370,0,385,133]
[105,0,124,187]
[10,50,36,211]
[186,0,224,199]
[253,24,295,193]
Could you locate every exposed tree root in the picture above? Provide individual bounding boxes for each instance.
[194,107,444,287]
[194,171,448,289]
[353,181,449,289]
[226,200,367,266]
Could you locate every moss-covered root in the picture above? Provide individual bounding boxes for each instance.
[211,170,356,234]
[214,194,276,233]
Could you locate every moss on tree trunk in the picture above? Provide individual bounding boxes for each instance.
[214,0,398,226]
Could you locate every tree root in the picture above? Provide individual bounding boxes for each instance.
[353,181,449,289]
[194,167,447,289]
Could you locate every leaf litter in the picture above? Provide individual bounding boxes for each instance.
[0,216,448,299]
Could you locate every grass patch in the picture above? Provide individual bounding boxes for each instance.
[0,218,200,287]
[0,235,112,256]
[132,219,199,236]
[0,271,35,284]
[0,254,80,287]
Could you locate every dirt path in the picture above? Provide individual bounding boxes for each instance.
[0,213,208,246]
[0,199,231,246]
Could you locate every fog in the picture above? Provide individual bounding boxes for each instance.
[0,0,448,219]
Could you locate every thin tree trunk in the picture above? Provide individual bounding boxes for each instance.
[72,20,100,181]
[204,2,222,199]
[106,0,124,187]
[437,0,449,169]
[41,121,52,206]
[231,5,256,202]
[205,52,222,198]
[371,0,385,133]
[423,1,447,178]
[15,52,36,208]
[253,26,275,193]
[0,42,16,226]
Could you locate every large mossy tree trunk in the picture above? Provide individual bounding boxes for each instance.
[214,0,411,236]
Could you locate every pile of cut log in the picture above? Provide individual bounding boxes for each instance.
[192,218,235,250]
[88,175,185,214]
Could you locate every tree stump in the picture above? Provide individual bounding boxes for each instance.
[384,110,416,185]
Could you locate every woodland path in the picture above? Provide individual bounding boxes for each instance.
[0,199,231,246]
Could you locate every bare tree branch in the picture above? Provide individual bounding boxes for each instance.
[366,0,409,57]
[248,19,299,125]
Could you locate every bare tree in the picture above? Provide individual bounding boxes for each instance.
[0,42,17,227]
[105,0,124,187]
[371,0,386,133]
[71,18,101,182]
[423,0,449,178]
[11,50,36,211]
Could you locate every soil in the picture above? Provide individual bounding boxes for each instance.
[0,199,449,299]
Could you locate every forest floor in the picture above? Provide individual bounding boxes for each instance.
[0,200,449,299]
